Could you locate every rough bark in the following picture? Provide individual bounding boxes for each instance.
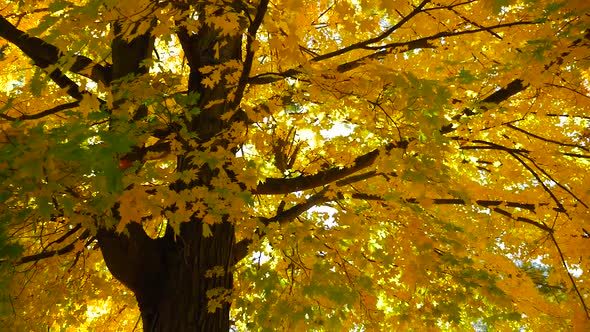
[96,2,243,330]
[96,224,165,324]
[150,221,235,331]
[97,219,235,331]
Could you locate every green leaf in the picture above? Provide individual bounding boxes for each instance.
[36,196,53,219]
[418,131,427,143]
[103,162,123,193]
[0,98,13,114]
[26,15,60,36]
[238,191,255,206]
[457,69,477,84]
[48,0,71,12]
[30,68,46,96]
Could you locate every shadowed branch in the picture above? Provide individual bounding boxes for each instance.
[0,15,112,86]
[11,229,91,265]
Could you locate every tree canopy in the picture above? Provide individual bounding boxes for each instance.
[0,0,589,330]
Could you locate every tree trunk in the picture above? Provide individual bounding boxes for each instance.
[97,219,236,332]
[98,3,244,330]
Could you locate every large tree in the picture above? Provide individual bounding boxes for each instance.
[0,0,589,330]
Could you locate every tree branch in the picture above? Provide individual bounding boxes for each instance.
[368,21,534,52]
[111,21,154,81]
[254,75,530,197]
[548,229,590,318]
[234,190,560,263]
[507,151,566,212]
[247,68,302,85]
[0,101,80,121]
[231,0,270,110]
[350,195,557,233]
[458,139,577,212]
[43,224,82,249]
[0,15,112,86]
[490,206,553,232]
[234,188,331,262]
[96,223,163,294]
[14,229,91,265]
[404,198,540,212]
[263,189,331,225]
[254,140,408,195]
[440,79,528,134]
[441,29,590,134]
[506,123,589,152]
[248,21,534,85]
[311,0,431,62]
[563,152,590,159]
[478,79,528,106]
[516,151,588,208]
[254,76,530,197]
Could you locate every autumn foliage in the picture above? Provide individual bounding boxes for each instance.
[0,0,589,330]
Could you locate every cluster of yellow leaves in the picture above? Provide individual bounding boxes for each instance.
[1,0,590,330]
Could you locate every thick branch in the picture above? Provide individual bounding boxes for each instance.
[478,79,528,106]
[96,223,163,295]
[254,141,408,195]
[264,189,330,225]
[111,21,154,81]
[254,77,528,196]
[0,15,112,85]
[0,16,86,100]
[254,76,529,197]
[440,79,528,134]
